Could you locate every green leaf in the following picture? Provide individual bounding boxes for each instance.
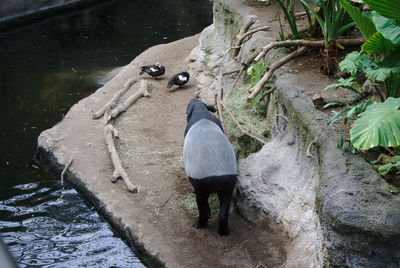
[339,51,364,75]
[364,64,400,81]
[388,186,400,194]
[372,13,400,45]
[327,110,345,126]
[375,156,400,176]
[350,97,400,149]
[248,62,266,88]
[363,0,400,22]
[323,101,346,109]
[338,133,344,148]
[361,32,396,54]
[338,0,376,40]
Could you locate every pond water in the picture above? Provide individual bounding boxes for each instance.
[0,0,212,266]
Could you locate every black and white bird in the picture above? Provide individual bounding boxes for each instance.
[167,70,190,89]
[139,62,165,78]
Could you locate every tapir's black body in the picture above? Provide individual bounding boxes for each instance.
[183,99,237,236]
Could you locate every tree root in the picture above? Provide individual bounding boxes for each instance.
[107,79,150,123]
[104,124,139,193]
[92,78,138,119]
[247,46,310,102]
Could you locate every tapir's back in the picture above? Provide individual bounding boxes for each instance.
[183,119,237,179]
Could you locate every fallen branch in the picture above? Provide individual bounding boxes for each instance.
[61,157,73,186]
[92,78,138,119]
[220,101,267,145]
[107,79,150,123]
[247,46,310,102]
[104,124,139,193]
[222,69,241,76]
[259,86,276,102]
[253,38,364,63]
[231,18,256,59]
[233,25,270,58]
[228,48,262,97]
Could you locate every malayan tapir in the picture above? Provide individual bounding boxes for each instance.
[183,98,237,236]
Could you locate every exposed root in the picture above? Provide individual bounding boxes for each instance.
[92,78,138,119]
[107,79,150,123]
[61,157,73,186]
[104,124,139,193]
[219,101,267,145]
[247,46,309,102]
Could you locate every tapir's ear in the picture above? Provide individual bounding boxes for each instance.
[206,104,217,113]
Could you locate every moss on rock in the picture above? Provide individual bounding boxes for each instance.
[223,85,270,159]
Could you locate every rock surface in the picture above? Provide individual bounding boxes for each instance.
[188,0,400,267]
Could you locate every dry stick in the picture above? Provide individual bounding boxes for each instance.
[92,78,138,119]
[104,124,139,193]
[220,101,267,145]
[61,157,73,186]
[214,93,225,133]
[107,79,150,123]
[247,46,310,102]
[215,73,226,132]
[232,26,270,58]
[227,47,262,98]
[306,139,318,159]
[259,86,276,102]
[222,69,241,76]
[253,38,365,63]
[231,18,255,59]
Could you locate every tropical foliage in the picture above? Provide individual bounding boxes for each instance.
[324,0,400,154]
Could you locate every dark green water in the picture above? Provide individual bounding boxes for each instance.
[0,0,212,266]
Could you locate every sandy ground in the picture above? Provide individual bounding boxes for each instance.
[38,33,289,267]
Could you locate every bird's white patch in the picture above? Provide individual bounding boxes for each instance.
[178,75,187,82]
[150,67,157,72]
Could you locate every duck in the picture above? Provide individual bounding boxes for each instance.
[167,70,190,88]
[139,62,165,78]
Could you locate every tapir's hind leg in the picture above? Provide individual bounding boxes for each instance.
[193,190,210,228]
[217,178,236,236]
[217,192,232,236]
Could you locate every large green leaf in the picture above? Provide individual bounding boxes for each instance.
[338,51,364,75]
[351,97,400,149]
[372,13,400,45]
[338,0,376,40]
[363,0,400,22]
[361,32,396,54]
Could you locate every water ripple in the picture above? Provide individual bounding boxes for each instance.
[0,181,145,267]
